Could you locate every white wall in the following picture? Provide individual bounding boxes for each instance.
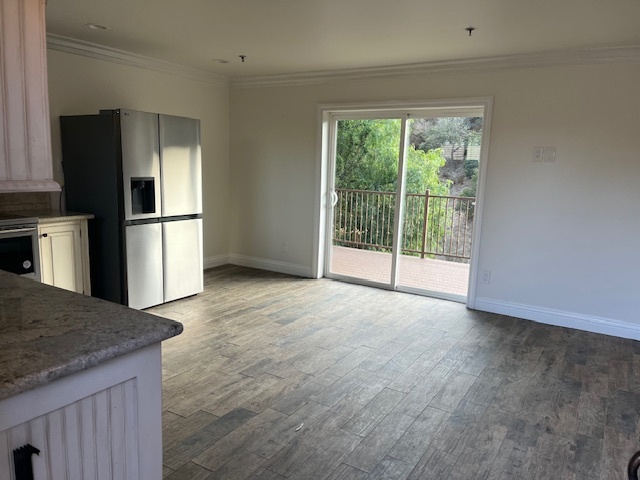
[229,62,640,334]
[47,49,230,260]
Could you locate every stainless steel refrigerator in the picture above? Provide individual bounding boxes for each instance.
[61,109,203,309]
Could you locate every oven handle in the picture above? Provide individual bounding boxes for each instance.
[0,227,37,234]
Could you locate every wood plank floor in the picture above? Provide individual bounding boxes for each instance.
[149,265,640,480]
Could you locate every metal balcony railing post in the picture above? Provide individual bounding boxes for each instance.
[420,189,430,259]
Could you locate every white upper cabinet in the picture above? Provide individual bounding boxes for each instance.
[0,0,60,192]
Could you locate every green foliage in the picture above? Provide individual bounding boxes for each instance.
[405,147,450,195]
[461,170,478,198]
[334,119,455,254]
[459,170,477,219]
[460,157,479,213]
[335,119,450,194]
[410,117,483,162]
[333,118,478,260]
[335,119,397,191]
[463,159,479,179]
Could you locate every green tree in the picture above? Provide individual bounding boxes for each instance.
[410,116,482,163]
[405,147,450,195]
[335,119,450,194]
[333,119,452,254]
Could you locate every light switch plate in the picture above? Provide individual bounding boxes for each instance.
[532,147,543,162]
[543,147,556,162]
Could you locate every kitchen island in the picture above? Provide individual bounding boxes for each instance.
[0,269,183,479]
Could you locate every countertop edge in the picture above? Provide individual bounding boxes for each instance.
[37,213,95,223]
[3,210,95,223]
[0,321,182,401]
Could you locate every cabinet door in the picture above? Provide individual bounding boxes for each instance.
[0,379,139,480]
[0,0,59,192]
[39,222,84,294]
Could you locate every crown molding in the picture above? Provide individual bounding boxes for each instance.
[231,45,640,88]
[46,34,230,87]
[45,35,640,90]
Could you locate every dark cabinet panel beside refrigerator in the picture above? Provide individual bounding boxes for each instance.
[61,109,203,309]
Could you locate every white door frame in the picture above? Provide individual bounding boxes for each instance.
[312,97,493,309]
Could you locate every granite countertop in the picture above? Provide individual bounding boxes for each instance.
[9,209,95,223]
[0,270,183,400]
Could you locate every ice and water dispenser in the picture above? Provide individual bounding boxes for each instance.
[130,177,156,215]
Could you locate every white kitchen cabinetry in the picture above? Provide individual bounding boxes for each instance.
[0,0,59,192]
[38,218,91,295]
[0,345,163,480]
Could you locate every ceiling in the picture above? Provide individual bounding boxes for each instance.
[45,0,640,78]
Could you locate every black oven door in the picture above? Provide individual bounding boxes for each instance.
[0,233,37,276]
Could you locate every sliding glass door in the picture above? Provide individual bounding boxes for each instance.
[328,118,403,286]
[325,107,485,302]
[396,116,483,299]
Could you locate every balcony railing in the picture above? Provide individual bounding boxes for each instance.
[333,188,475,262]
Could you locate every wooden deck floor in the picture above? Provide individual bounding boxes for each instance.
[330,246,470,297]
[150,265,640,480]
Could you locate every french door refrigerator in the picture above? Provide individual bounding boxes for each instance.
[60,109,203,309]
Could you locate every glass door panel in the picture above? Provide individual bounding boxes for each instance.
[329,118,401,285]
[396,116,483,299]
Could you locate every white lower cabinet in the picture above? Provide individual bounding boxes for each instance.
[38,219,90,295]
[0,344,163,480]
[1,379,138,479]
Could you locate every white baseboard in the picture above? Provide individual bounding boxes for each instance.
[227,254,313,278]
[474,297,640,340]
[203,254,229,270]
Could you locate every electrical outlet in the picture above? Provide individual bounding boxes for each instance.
[481,270,491,284]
